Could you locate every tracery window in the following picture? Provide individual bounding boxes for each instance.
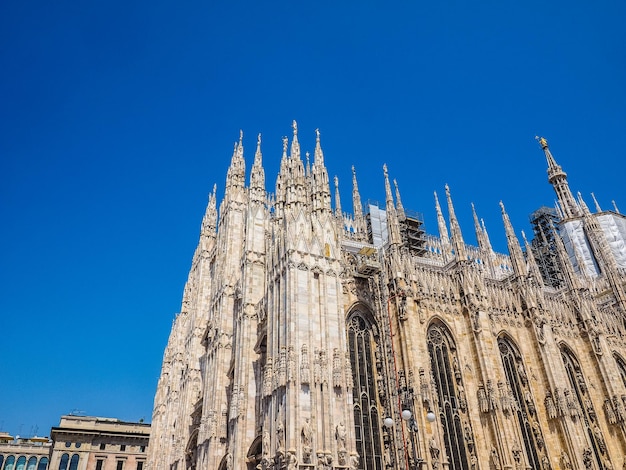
[498,336,544,468]
[427,322,473,470]
[348,313,384,470]
[561,346,607,468]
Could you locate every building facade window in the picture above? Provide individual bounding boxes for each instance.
[0,455,4,469]
[99,444,106,450]
[136,462,144,470]
[58,454,68,470]
[95,460,104,470]
[498,336,544,468]
[4,455,16,470]
[68,455,78,470]
[120,445,126,452]
[26,457,37,470]
[427,322,472,470]
[347,312,384,470]
[561,346,605,469]
[15,456,26,470]
[36,457,48,470]
[116,461,124,470]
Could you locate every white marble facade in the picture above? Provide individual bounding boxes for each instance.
[147,127,626,470]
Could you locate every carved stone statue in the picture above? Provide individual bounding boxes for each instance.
[301,418,313,463]
[429,436,440,460]
[560,451,572,470]
[301,418,313,447]
[262,430,271,458]
[350,454,360,470]
[593,424,606,454]
[478,383,489,413]
[286,450,298,470]
[276,419,285,453]
[335,421,347,450]
[491,446,501,470]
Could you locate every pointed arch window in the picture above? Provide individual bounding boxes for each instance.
[561,346,605,468]
[498,336,544,468]
[427,322,473,470]
[348,312,384,470]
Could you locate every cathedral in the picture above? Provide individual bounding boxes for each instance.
[146,123,626,470]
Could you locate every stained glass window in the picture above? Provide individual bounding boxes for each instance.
[348,313,384,470]
[427,322,471,470]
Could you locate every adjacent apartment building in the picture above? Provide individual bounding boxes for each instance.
[0,433,51,470]
[49,416,149,470]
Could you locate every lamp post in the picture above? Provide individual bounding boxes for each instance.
[384,406,436,470]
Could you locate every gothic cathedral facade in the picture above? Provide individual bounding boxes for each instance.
[146,124,626,470]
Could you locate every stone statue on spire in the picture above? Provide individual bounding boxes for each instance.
[292,120,298,135]
[282,136,288,153]
[536,136,548,149]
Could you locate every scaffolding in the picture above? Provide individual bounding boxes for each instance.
[400,209,427,255]
[365,202,426,255]
[529,206,564,288]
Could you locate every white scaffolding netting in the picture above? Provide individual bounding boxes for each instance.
[561,213,626,276]
[597,213,626,269]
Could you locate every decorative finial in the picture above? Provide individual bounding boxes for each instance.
[315,128,320,141]
[257,133,261,146]
[282,136,288,153]
[590,192,602,212]
[292,120,298,135]
[383,163,388,176]
[535,136,548,149]
[334,175,339,187]
[351,165,356,176]
[239,130,243,143]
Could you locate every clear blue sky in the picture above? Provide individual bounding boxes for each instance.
[1,0,624,436]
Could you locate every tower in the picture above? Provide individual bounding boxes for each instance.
[148,129,626,470]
